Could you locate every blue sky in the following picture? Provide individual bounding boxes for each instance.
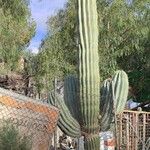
[28,0,67,53]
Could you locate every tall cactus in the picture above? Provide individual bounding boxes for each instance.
[78,0,100,149]
[48,0,129,149]
[49,0,100,149]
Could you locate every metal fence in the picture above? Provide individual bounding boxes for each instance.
[0,87,59,150]
[116,110,150,150]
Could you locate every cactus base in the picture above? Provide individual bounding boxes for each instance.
[84,134,100,150]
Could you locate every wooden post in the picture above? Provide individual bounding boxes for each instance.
[112,82,118,150]
[77,138,80,150]
[119,113,122,150]
[49,78,58,150]
[54,78,57,150]
[126,113,130,150]
[142,114,146,150]
[135,113,138,150]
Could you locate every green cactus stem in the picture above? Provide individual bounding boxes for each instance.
[100,79,113,131]
[49,0,100,149]
[112,70,129,114]
[64,75,79,120]
[48,92,81,138]
[78,0,100,149]
[100,70,129,131]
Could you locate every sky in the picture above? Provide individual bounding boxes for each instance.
[28,0,67,53]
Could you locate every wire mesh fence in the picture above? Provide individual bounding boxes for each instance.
[116,110,150,150]
[0,88,59,150]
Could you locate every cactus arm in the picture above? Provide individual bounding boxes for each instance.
[100,70,129,131]
[100,79,112,111]
[78,0,100,149]
[100,79,113,131]
[112,70,129,114]
[48,92,81,137]
[64,75,79,120]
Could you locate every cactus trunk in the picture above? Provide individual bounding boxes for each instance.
[78,0,100,149]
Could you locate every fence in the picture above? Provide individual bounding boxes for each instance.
[0,87,59,150]
[116,110,150,150]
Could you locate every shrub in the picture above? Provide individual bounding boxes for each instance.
[0,121,32,150]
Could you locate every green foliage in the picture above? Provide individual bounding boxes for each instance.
[33,0,77,92]
[0,0,35,71]
[0,0,29,19]
[0,121,32,150]
[117,30,150,102]
[128,70,150,102]
[97,0,150,78]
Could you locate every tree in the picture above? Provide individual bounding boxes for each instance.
[118,31,150,102]
[97,0,150,77]
[0,0,35,71]
[34,0,78,92]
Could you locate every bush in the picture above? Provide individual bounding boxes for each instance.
[0,121,32,150]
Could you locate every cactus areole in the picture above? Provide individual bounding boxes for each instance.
[78,0,100,149]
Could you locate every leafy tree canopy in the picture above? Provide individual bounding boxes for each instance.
[0,0,35,71]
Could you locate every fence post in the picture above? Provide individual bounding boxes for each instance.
[54,77,57,150]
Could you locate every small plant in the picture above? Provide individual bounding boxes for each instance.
[0,121,32,150]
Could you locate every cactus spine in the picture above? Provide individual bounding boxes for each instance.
[78,0,100,149]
